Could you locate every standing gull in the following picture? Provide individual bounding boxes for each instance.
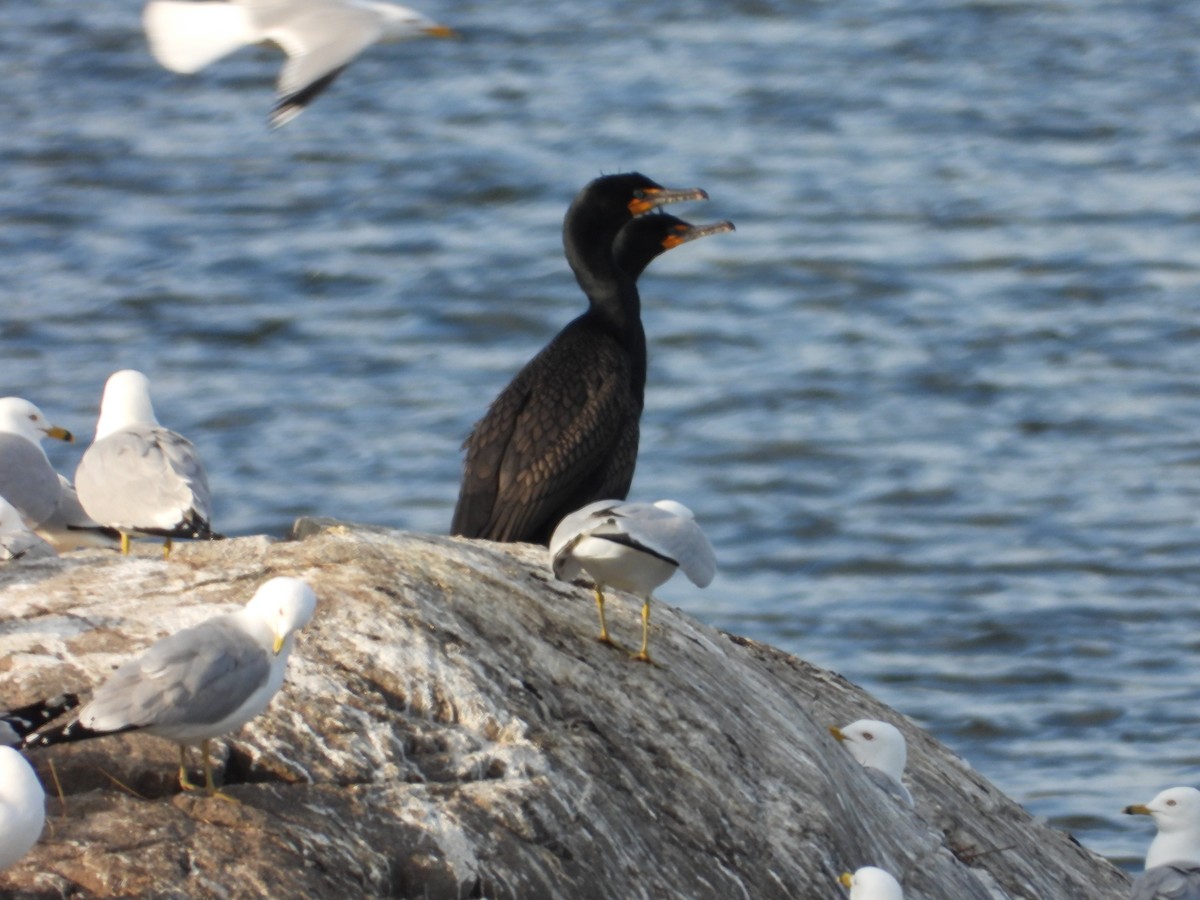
[549,499,716,663]
[0,747,45,870]
[34,475,121,553]
[839,867,904,899]
[452,173,715,546]
[829,719,914,807]
[0,497,57,561]
[1124,786,1200,899]
[23,577,318,797]
[0,397,73,530]
[142,0,456,127]
[74,370,214,558]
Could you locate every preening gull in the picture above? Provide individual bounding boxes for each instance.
[0,397,73,530]
[34,475,121,553]
[142,0,456,127]
[829,719,914,807]
[839,867,904,899]
[23,577,317,797]
[450,173,714,546]
[0,695,81,747]
[0,747,45,870]
[0,497,57,562]
[549,498,716,663]
[74,370,214,558]
[1125,786,1200,899]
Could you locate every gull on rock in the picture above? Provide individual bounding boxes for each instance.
[829,719,914,807]
[549,498,716,663]
[22,577,318,797]
[0,497,57,562]
[0,397,73,530]
[0,746,45,871]
[839,867,904,899]
[74,370,215,558]
[1125,786,1200,900]
[143,0,456,127]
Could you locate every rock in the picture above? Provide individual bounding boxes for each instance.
[0,520,1130,898]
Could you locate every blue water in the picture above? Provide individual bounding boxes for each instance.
[5,0,1200,871]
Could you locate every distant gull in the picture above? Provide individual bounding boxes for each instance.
[23,577,318,797]
[839,867,904,899]
[829,719,914,807]
[142,0,456,127]
[549,499,716,663]
[0,747,45,870]
[34,475,122,553]
[74,370,215,558]
[0,397,74,530]
[0,497,57,562]
[0,695,81,747]
[1124,786,1200,900]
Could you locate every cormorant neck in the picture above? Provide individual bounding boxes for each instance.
[564,207,641,335]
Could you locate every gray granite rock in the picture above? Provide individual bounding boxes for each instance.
[0,520,1129,898]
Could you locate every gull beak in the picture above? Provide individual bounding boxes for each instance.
[424,24,457,38]
[1123,803,1152,816]
[829,726,846,742]
[273,634,285,655]
[45,425,73,443]
[838,872,853,888]
[628,186,708,216]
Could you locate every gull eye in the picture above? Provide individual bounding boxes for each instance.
[1168,799,1178,807]
[862,732,874,740]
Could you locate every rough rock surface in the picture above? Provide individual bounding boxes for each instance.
[0,520,1131,899]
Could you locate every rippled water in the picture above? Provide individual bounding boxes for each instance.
[5,0,1200,871]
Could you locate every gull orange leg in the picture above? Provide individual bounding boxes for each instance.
[595,586,615,645]
[631,599,653,664]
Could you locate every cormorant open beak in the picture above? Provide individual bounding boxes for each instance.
[628,186,708,216]
[1123,803,1151,816]
[662,219,735,249]
[45,425,73,443]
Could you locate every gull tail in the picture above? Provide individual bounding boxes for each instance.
[142,0,256,74]
[20,717,134,750]
[1,694,82,746]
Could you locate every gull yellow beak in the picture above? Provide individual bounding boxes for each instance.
[839,872,854,888]
[829,726,846,742]
[1124,803,1152,816]
[273,634,285,654]
[46,425,73,442]
[424,24,457,38]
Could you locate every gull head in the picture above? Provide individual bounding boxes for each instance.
[830,719,907,781]
[96,369,160,439]
[372,2,457,40]
[1125,786,1200,868]
[245,577,319,655]
[838,867,903,899]
[0,397,73,444]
